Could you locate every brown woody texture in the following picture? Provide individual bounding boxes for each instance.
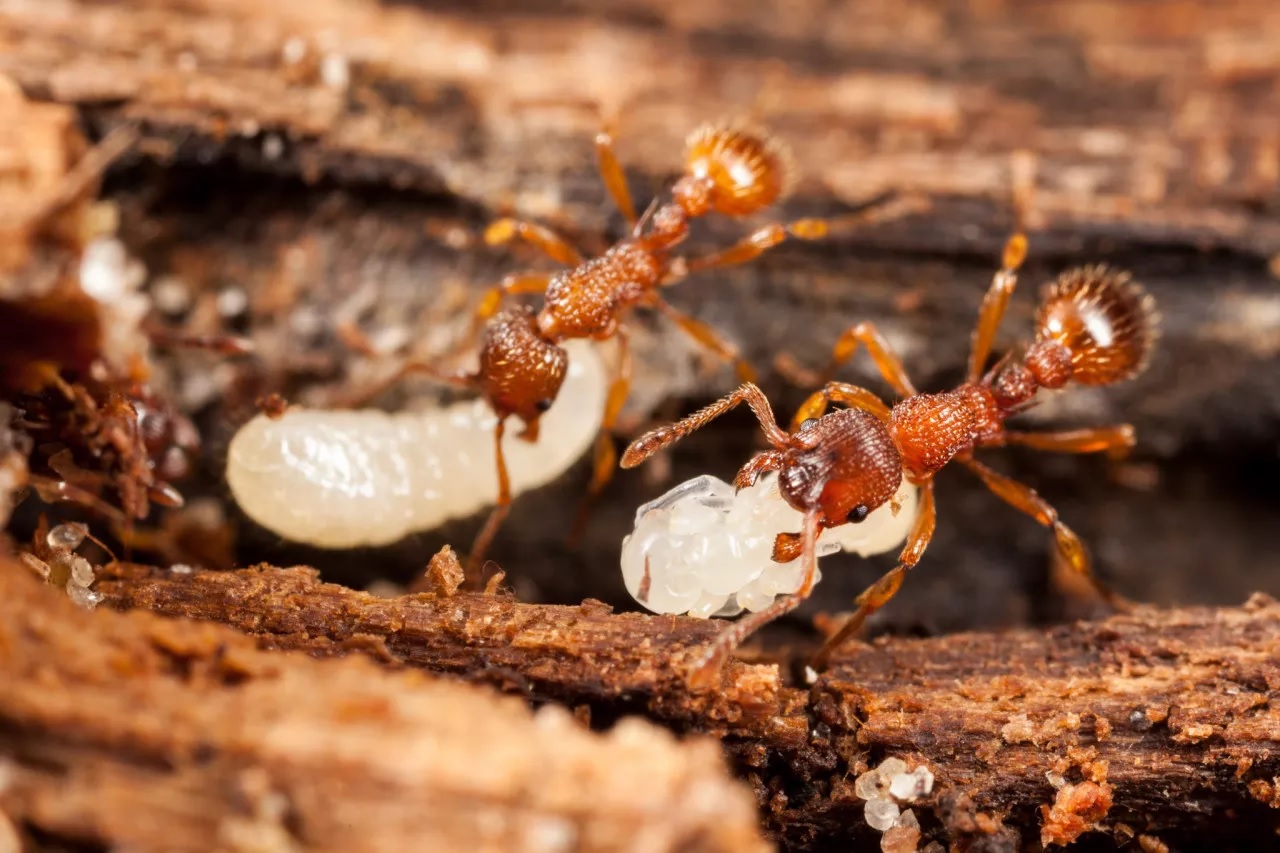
[97,561,1280,851]
[0,557,768,853]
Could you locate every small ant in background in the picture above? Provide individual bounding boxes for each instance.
[621,220,1158,688]
[370,116,921,576]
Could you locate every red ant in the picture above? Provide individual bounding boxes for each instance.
[370,119,920,576]
[621,229,1158,689]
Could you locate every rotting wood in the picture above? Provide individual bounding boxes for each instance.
[0,557,769,853]
[97,560,1280,851]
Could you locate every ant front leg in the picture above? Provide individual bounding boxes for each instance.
[818,322,918,396]
[649,296,756,382]
[789,382,891,433]
[467,417,514,586]
[811,481,937,668]
[474,272,556,327]
[621,382,790,469]
[960,456,1132,609]
[686,508,823,690]
[568,330,633,543]
[484,219,583,267]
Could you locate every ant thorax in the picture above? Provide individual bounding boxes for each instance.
[536,243,661,341]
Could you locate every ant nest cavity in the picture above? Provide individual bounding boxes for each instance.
[621,472,918,617]
[226,340,607,549]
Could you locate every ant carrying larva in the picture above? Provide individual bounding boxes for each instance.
[621,218,1159,688]
[228,116,923,574]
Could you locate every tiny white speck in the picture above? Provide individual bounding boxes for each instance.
[282,37,307,65]
[217,287,248,318]
[321,53,350,90]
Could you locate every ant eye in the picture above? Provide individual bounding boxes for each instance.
[846,505,870,523]
[799,418,819,431]
[534,398,554,412]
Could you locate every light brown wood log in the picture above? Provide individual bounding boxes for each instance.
[0,556,768,853]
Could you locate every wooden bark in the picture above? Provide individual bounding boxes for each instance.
[97,560,1280,851]
[0,556,768,853]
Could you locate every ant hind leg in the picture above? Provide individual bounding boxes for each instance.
[960,456,1132,610]
[966,151,1036,383]
[811,481,937,668]
[568,330,633,544]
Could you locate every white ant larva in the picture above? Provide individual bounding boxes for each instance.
[225,340,607,549]
[620,471,919,618]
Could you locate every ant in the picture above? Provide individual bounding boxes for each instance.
[621,227,1158,689]
[370,118,920,576]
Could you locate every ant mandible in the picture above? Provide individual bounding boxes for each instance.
[621,227,1158,689]
[381,117,916,575]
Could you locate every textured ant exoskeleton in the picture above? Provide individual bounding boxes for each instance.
[378,119,919,574]
[621,234,1159,688]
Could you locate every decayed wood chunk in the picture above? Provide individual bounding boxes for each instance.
[0,557,768,853]
[97,561,1280,850]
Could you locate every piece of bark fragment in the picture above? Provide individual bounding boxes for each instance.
[97,561,1280,850]
[0,557,769,853]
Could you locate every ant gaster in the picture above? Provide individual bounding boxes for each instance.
[621,229,1159,689]
[385,120,916,577]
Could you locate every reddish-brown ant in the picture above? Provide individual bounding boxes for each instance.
[621,229,1158,688]
[371,119,920,575]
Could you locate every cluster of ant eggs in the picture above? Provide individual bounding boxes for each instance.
[226,340,606,549]
[621,472,918,618]
[856,757,939,853]
[20,523,104,610]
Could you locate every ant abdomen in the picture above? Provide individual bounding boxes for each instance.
[678,123,795,217]
[1033,265,1159,387]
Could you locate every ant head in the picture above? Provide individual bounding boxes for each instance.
[675,122,795,218]
[777,408,902,530]
[1033,265,1159,386]
[477,306,569,428]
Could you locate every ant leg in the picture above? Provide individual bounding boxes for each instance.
[467,418,512,585]
[474,272,555,322]
[811,481,937,667]
[686,508,823,690]
[791,323,918,396]
[993,425,1136,461]
[621,382,790,469]
[649,296,756,382]
[966,154,1035,382]
[677,220,829,277]
[960,456,1131,609]
[568,330,633,542]
[484,219,583,267]
[789,382,891,433]
[594,114,639,229]
[671,195,928,281]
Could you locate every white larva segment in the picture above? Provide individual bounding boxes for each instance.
[620,472,919,617]
[226,340,607,549]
